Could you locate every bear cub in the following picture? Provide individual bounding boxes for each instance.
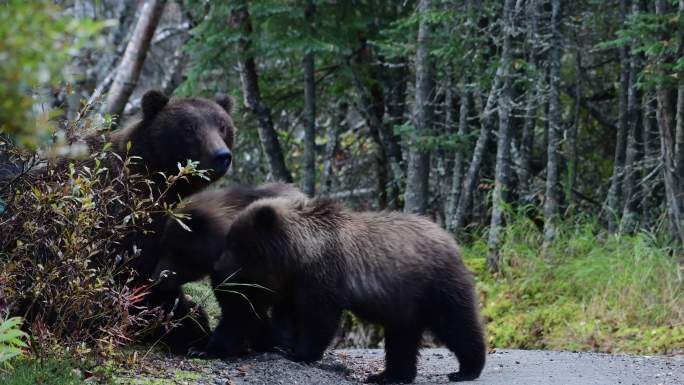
[153,183,305,356]
[222,197,486,383]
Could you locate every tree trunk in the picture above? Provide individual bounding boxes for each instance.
[232,1,293,183]
[605,0,631,232]
[657,93,684,244]
[621,1,644,233]
[348,65,390,209]
[381,57,408,209]
[543,0,562,249]
[321,101,348,194]
[438,67,457,222]
[486,0,515,273]
[446,81,469,232]
[370,125,389,209]
[404,0,434,215]
[452,71,502,234]
[565,50,581,209]
[517,0,540,205]
[655,0,684,245]
[640,94,660,219]
[104,0,166,119]
[87,1,135,109]
[302,1,316,197]
[677,0,684,196]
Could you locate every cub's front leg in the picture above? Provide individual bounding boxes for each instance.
[290,290,342,363]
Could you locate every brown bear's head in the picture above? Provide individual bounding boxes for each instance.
[221,197,337,276]
[112,90,236,197]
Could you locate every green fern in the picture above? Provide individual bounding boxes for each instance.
[0,317,27,368]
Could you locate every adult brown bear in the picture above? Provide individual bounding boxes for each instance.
[92,89,237,353]
[221,197,486,383]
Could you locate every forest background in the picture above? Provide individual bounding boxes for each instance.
[0,1,683,378]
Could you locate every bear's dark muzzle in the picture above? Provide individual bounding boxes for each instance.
[211,149,232,175]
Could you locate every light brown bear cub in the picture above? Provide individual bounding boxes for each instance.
[222,197,486,383]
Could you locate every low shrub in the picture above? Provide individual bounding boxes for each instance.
[0,132,204,355]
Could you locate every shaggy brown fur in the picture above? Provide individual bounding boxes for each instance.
[152,183,305,355]
[221,197,486,383]
[90,90,237,353]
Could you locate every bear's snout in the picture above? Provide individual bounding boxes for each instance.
[211,148,232,175]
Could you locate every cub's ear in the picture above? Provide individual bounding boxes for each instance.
[215,94,235,114]
[253,205,278,229]
[142,90,169,119]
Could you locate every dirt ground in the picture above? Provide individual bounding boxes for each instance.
[114,348,684,385]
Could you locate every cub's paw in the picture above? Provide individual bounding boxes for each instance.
[187,347,216,359]
[448,371,480,382]
[187,343,245,359]
[365,371,415,384]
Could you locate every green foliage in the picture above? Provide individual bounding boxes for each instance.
[598,5,683,90]
[0,357,83,385]
[0,317,27,370]
[0,0,102,150]
[463,214,684,354]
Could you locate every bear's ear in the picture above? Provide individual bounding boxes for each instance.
[253,205,278,229]
[142,90,169,119]
[215,94,235,114]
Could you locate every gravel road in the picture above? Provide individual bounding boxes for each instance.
[120,348,683,385]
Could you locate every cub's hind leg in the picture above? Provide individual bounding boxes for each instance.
[430,296,486,382]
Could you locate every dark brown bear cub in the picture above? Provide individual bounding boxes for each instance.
[223,197,486,383]
[152,183,305,356]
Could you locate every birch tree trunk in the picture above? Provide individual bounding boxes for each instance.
[302,1,316,196]
[543,0,562,248]
[104,0,166,119]
[405,0,434,215]
[605,0,631,232]
[232,1,293,183]
[487,0,515,272]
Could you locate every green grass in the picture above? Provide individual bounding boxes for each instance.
[183,279,222,328]
[0,357,82,385]
[463,215,684,354]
